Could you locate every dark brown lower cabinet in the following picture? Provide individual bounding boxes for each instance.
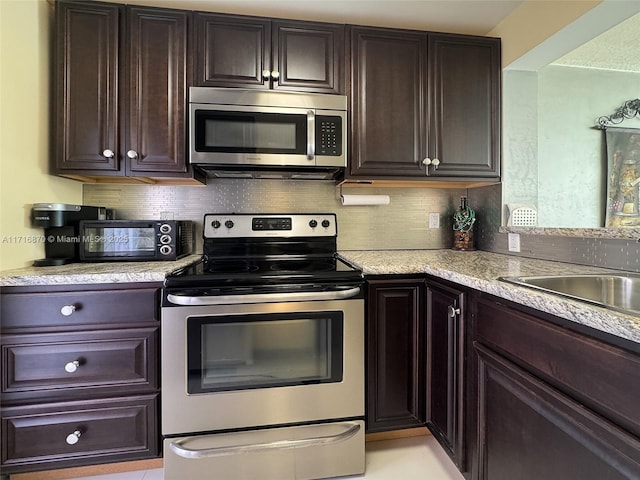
[366,276,426,432]
[2,395,157,471]
[0,283,161,476]
[473,344,640,480]
[470,294,640,480]
[426,279,466,470]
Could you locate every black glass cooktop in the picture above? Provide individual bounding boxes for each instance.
[164,255,363,289]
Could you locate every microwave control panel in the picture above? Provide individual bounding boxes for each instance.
[316,116,342,156]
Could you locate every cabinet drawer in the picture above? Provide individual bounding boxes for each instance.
[2,328,158,397]
[473,296,640,438]
[1,286,159,330]
[1,394,158,471]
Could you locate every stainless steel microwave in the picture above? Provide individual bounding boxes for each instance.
[188,87,347,180]
[78,220,194,262]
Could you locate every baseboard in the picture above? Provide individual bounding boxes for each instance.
[365,426,430,442]
[10,458,163,480]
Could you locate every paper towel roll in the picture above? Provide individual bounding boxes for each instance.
[340,194,390,206]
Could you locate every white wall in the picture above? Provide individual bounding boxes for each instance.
[537,65,640,227]
[0,0,82,271]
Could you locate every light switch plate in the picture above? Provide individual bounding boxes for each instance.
[508,233,521,252]
[428,212,440,229]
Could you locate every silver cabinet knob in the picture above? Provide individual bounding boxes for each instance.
[126,150,138,159]
[271,70,280,80]
[66,430,82,445]
[447,305,461,317]
[262,69,271,79]
[65,360,80,373]
[60,304,76,316]
[432,158,440,166]
[422,158,432,166]
[102,149,115,159]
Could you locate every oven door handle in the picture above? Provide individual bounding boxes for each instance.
[166,286,361,305]
[168,422,360,459]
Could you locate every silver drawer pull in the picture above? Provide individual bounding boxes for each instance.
[66,430,82,445]
[65,360,80,373]
[60,304,76,316]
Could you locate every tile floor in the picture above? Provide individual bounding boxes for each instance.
[60,435,464,480]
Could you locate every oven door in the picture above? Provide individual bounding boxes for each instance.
[161,296,364,436]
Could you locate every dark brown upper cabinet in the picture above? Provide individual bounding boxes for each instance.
[53,1,198,184]
[426,34,501,180]
[347,26,500,184]
[194,13,344,93]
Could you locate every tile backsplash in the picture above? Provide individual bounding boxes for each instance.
[470,184,640,273]
[84,180,640,272]
[83,180,465,252]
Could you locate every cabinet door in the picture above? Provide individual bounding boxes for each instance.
[126,7,190,175]
[194,13,271,88]
[349,27,428,178]
[54,1,122,174]
[366,278,426,432]
[473,344,640,480]
[426,281,465,469]
[272,21,344,93]
[428,34,500,179]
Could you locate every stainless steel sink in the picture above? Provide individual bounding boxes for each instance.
[499,274,640,315]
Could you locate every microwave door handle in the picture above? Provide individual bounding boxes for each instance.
[307,110,315,161]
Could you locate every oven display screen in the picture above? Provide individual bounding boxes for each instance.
[252,217,292,231]
[186,312,343,394]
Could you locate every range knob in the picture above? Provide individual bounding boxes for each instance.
[225,220,234,229]
[321,219,331,228]
[309,219,318,228]
[212,220,221,229]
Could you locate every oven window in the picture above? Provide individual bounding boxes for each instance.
[194,111,307,154]
[186,312,343,394]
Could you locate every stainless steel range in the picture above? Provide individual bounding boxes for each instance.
[161,213,365,480]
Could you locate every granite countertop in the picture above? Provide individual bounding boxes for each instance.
[2,249,639,346]
[338,249,640,345]
[0,254,202,286]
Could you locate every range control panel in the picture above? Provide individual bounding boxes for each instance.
[203,213,336,238]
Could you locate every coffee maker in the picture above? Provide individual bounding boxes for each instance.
[31,203,108,267]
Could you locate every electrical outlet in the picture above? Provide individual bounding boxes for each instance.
[428,212,440,229]
[508,233,521,252]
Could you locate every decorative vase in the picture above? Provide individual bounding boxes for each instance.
[453,196,476,250]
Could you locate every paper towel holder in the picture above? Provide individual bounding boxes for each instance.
[338,185,391,206]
